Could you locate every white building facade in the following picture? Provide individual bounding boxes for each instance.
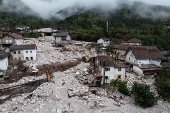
[23,49,36,60]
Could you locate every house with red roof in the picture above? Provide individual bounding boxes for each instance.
[122,38,142,46]
[125,46,164,76]
[0,33,24,45]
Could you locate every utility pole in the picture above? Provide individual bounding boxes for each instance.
[102,60,105,85]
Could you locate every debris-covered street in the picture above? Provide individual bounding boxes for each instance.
[0,62,170,113]
[0,36,170,113]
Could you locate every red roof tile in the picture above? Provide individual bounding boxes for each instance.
[8,33,24,39]
[131,46,164,59]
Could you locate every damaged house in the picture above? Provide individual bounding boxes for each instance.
[90,56,127,85]
[112,43,133,60]
[10,44,37,60]
[125,46,164,76]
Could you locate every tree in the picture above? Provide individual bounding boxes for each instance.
[131,82,157,108]
[111,79,130,96]
[155,67,170,101]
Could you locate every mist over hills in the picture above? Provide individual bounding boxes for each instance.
[0,0,170,20]
[1,0,170,51]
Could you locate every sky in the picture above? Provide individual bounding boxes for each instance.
[1,0,170,19]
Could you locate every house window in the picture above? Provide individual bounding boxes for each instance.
[105,76,108,79]
[30,57,33,60]
[30,51,32,53]
[18,51,21,54]
[117,75,121,80]
[26,57,29,60]
[26,51,28,53]
[129,57,130,60]
[19,57,21,60]
[118,68,121,71]
[14,51,16,54]
[105,67,110,71]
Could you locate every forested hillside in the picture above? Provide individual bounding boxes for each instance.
[56,7,170,51]
[0,0,170,50]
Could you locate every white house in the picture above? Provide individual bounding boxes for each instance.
[125,46,164,76]
[97,38,111,47]
[90,56,127,84]
[54,33,72,44]
[10,44,36,60]
[0,51,9,80]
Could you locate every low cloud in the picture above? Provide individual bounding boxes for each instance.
[0,0,170,19]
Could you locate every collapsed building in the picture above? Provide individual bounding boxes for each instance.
[79,56,127,86]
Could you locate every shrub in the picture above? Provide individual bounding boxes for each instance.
[110,79,130,96]
[131,82,157,108]
[22,32,42,38]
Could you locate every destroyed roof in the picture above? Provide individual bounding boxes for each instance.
[10,44,36,51]
[130,46,164,59]
[122,38,142,43]
[112,43,133,50]
[0,51,9,60]
[54,33,69,37]
[3,33,24,39]
[97,56,127,68]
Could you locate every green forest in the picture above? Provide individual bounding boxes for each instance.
[1,3,170,50]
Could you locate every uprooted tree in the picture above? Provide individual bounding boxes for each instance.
[131,82,157,108]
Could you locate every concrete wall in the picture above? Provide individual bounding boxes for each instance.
[0,57,8,70]
[11,50,24,60]
[15,39,24,45]
[55,37,62,43]
[66,35,71,40]
[151,59,161,67]
[23,49,36,60]
[137,59,150,64]
[133,65,143,76]
[41,33,45,37]
[125,50,136,64]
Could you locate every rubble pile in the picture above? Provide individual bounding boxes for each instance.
[126,72,157,95]
[0,62,170,113]
[23,37,97,71]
